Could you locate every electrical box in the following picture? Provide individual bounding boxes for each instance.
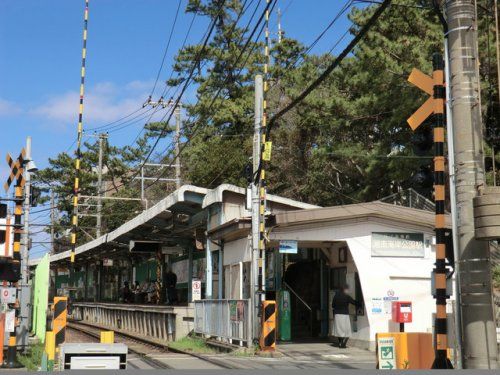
[59,343,127,370]
[391,301,412,324]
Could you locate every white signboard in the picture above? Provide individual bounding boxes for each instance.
[192,279,201,301]
[377,336,396,370]
[372,232,424,257]
[0,288,16,304]
[279,240,298,254]
[5,309,15,333]
[103,259,113,267]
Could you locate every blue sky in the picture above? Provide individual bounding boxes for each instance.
[0,0,357,258]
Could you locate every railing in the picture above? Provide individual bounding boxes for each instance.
[283,281,314,337]
[70,302,190,343]
[194,299,251,347]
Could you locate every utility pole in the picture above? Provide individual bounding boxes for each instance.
[445,0,499,368]
[95,133,106,238]
[277,8,283,43]
[50,189,55,255]
[19,136,36,353]
[251,75,264,341]
[174,104,182,189]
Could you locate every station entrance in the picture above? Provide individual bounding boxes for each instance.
[269,243,365,342]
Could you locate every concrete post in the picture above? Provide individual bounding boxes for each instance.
[445,0,499,368]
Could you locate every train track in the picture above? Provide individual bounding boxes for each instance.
[68,322,172,369]
[67,321,234,370]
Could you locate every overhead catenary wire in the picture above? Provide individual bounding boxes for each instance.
[266,0,392,136]
[89,0,229,199]
[141,0,276,191]
[150,0,183,97]
[92,0,272,220]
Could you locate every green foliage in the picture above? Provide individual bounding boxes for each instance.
[492,265,500,289]
[17,342,44,371]
[169,336,215,354]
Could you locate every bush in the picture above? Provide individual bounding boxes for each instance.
[17,342,44,371]
[492,265,500,289]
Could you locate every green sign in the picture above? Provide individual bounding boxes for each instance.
[377,336,396,370]
[32,254,50,343]
[279,290,291,341]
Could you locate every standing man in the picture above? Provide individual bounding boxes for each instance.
[165,267,177,305]
[332,284,359,348]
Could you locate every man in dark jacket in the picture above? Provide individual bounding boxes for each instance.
[332,284,359,348]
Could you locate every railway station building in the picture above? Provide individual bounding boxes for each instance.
[35,184,451,351]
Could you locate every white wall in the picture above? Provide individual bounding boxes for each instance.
[272,218,443,345]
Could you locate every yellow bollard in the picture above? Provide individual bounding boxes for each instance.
[45,331,55,371]
[100,331,114,344]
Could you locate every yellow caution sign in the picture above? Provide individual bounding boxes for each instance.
[259,300,276,351]
[52,297,68,347]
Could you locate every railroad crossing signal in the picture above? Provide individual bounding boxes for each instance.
[4,149,26,192]
[407,68,440,130]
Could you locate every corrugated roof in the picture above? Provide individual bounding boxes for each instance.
[275,201,451,230]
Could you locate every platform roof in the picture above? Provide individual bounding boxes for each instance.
[274,201,451,231]
[36,185,208,266]
[202,184,319,210]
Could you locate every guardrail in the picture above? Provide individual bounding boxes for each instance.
[194,299,251,347]
[70,302,193,342]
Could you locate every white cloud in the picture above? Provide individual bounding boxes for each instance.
[30,80,155,126]
[0,98,21,116]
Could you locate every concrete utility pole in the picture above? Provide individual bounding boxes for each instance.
[19,136,36,351]
[50,189,55,255]
[251,75,264,341]
[445,0,499,368]
[174,104,182,189]
[95,133,106,238]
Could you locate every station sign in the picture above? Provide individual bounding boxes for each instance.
[371,232,424,258]
[279,240,298,254]
[0,287,16,304]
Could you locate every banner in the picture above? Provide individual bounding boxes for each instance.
[32,254,50,342]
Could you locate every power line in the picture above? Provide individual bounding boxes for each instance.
[267,0,392,134]
[150,0,183,97]
[143,0,276,191]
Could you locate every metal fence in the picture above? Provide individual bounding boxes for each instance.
[71,303,176,342]
[194,299,251,347]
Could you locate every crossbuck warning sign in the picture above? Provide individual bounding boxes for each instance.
[4,149,26,192]
[377,336,396,370]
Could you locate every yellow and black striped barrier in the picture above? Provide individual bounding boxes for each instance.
[53,296,68,347]
[259,300,276,351]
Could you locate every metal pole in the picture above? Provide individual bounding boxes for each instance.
[445,37,463,369]
[95,133,105,238]
[493,146,496,186]
[252,75,263,341]
[50,189,55,255]
[495,0,500,106]
[445,0,499,368]
[19,136,33,352]
[175,105,182,189]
